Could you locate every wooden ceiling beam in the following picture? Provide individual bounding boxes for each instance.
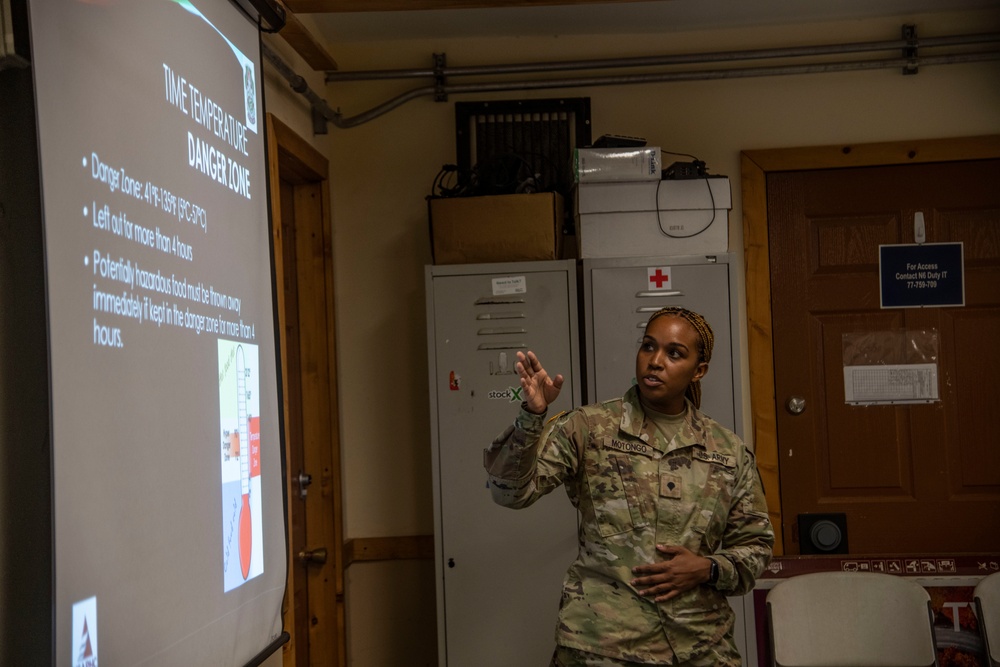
[276,2,339,71]
[284,0,658,13]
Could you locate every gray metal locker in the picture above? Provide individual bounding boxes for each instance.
[425,260,580,667]
[582,253,743,437]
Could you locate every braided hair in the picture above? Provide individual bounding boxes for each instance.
[645,306,715,408]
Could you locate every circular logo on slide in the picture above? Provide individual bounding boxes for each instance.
[244,65,256,126]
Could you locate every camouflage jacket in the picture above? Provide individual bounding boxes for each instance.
[483,387,773,664]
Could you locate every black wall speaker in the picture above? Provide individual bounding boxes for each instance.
[798,513,849,554]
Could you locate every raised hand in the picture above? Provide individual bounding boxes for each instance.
[515,350,564,415]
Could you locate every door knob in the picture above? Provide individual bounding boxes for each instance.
[297,547,328,565]
[297,471,313,499]
[786,396,806,415]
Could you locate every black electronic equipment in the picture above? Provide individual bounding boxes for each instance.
[593,134,647,148]
[798,513,850,554]
[663,160,707,180]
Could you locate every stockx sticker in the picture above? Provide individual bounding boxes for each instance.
[488,386,523,402]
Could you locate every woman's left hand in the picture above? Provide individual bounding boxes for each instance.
[631,545,712,602]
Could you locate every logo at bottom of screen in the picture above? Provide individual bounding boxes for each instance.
[72,596,98,667]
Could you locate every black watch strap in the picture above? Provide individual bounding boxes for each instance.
[708,558,719,584]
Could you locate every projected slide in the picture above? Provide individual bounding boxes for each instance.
[30,0,286,664]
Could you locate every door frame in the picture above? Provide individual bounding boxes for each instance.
[266,113,345,667]
[740,134,1000,555]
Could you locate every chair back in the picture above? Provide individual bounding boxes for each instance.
[975,572,1000,667]
[766,571,938,667]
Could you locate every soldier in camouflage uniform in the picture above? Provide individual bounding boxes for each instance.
[484,307,773,666]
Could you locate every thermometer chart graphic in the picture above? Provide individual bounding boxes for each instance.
[236,345,252,579]
[219,339,263,591]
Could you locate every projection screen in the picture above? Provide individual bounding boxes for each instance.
[29,1,287,664]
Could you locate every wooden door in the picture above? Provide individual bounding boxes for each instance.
[266,115,345,667]
[767,158,1000,554]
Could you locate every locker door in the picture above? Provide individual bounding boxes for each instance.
[428,263,579,667]
[583,257,753,665]
[588,259,738,433]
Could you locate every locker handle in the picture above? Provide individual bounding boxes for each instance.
[635,291,683,298]
[477,342,527,350]
[475,297,526,305]
[476,312,526,320]
[478,327,527,335]
[637,305,684,313]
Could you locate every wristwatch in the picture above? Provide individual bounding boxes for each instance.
[708,558,719,585]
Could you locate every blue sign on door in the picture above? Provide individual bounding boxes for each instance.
[879,242,964,308]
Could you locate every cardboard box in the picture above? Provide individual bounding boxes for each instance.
[574,147,661,182]
[574,177,731,258]
[429,193,564,265]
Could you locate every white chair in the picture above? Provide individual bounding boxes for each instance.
[975,572,1000,667]
[766,571,938,667]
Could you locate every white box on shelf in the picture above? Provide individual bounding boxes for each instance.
[574,177,731,258]
[576,176,731,214]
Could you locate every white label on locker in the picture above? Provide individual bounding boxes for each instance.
[647,267,672,290]
[492,276,526,296]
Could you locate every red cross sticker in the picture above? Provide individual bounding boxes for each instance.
[647,267,671,290]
